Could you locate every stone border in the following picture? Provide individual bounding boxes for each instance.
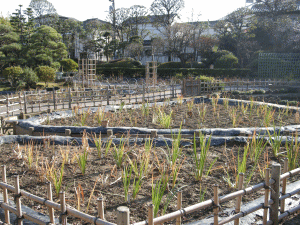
[13,97,300,138]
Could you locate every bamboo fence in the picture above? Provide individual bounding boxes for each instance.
[0,84,179,118]
[182,78,300,97]
[1,161,300,225]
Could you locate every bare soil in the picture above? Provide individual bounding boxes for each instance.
[1,138,298,224]
[45,99,299,129]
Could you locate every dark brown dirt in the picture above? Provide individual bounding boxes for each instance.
[45,99,299,129]
[1,138,298,224]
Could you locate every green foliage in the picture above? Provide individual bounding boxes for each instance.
[99,58,143,68]
[35,65,56,85]
[0,24,22,68]
[50,62,61,71]
[158,62,205,68]
[27,25,67,67]
[214,53,239,68]
[2,66,23,86]
[22,67,39,88]
[60,59,78,72]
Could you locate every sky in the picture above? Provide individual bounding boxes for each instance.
[1,0,247,22]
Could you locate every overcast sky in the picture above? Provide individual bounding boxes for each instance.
[1,0,247,22]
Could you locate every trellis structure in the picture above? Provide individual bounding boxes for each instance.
[78,58,97,88]
[146,61,157,86]
[258,53,300,79]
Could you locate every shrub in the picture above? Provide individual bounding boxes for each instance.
[214,53,239,68]
[50,62,61,71]
[22,67,39,88]
[61,59,78,72]
[158,62,205,68]
[2,66,23,87]
[35,66,56,86]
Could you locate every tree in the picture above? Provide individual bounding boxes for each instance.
[252,0,300,53]
[29,0,57,26]
[22,67,39,88]
[214,7,256,66]
[162,23,194,64]
[124,36,144,60]
[26,25,68,67]
[150,0,184,28]
[35,65,56,86]
[2,66,23,86]
[82,19,107,57]
[53,18,83,59]
[10,6,36,65]
[0,24,22,69]
[128,5,150,39]
[60,59,78,72]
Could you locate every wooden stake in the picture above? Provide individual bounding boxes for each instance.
[213,185,219,225]
[176,191,182,225]
[270,164,281,225]
[234,173,244,225]
[14,175,23,225]
[280,158,288,213]
[47,182,55,224]
[60,192,67,225]
[97,198,105,220]
[117,206,129,225]
[263,168,270,225]
[148,204,154,225]
[2,165,10,224]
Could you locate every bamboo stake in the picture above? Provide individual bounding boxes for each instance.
[263,168,270,225]
[14,175,23,225]
[47,182,55,224]
[176,191,182,225]
[60,192,67,225]
[2,165,10,224]
[280,158,288,213]
[213,185,219,225]
[148,204,154,225]
[98,198,105,220]
[234,173,244,225]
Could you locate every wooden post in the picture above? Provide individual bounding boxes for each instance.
[117,206,129,225]
[47,182,55,224]
[148,204,154,225]
[68,88,72,109]
[213,185,219,225]
[2,165,10,224]
[13,121,18,135]
[142,85,145,102]
[151,130,157,138]
[107,86,110,105]
[97,198,105,220]
[270,164,281,225]
[6,94,9,116]
[280,158,288,213]
[65,129,71,136]
[29,127,34,136]
[263,168,270,225]
[15,175,23,225]
[107,129,113,136]
[176,191,182,225]
[234,173,244,225]
[53,88,56,110]
[60,192,67,225]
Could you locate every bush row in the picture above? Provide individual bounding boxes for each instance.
[96,67,252,79]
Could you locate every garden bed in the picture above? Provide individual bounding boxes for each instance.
[1,131,300,224]
[43,97,299,130]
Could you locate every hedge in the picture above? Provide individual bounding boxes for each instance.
[96,67,252,79]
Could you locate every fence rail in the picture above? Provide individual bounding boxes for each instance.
[0,159,300,225]
[182,78,300,97]
[0,84,179,118]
